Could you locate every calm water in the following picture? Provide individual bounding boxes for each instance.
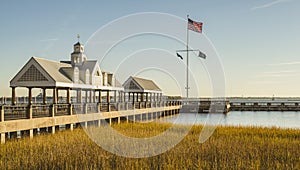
[160,111,300,129]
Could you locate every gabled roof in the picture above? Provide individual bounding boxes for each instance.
[132,77,161,91]
[60,67,73,81]
[81,60,98,72]
[10,57,73,87]
[123,76,161,92]
[34,57,73,83]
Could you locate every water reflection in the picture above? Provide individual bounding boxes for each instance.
[160,111,300,129]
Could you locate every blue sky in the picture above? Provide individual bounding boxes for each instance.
[0,0,300,97]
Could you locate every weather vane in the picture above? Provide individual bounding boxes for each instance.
[77,34,80,42]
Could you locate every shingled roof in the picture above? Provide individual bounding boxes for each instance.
[34,57,73,83]
[132,77,161,91]
[123,76,162,92]
[10,57,73,87]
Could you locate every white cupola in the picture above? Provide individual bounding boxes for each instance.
[71,35,87,66]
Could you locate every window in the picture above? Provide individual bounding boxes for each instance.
[74,57,78,64]
[85,69,90,84]
[96,70,100,76]
[74,67,79,84]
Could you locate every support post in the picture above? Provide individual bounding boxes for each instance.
[85,90,88,103]
[77,89,82,103]
[69,104,73,115]
[27,104,32,119]
[66,124,74,131]
[51,104,55,117]
[97,103,101,113]
[93,90,96,103]
[43,88,46,104]
[98,90,101,103]
[56,88,59,103]
[48,126,55,134]
[12,87,16,105]
[132,93,135,104]
[0,105,4,122]
[53,88,57,104]
[117,103,121,111]
[28,87,32,105]
[107,91,110,112]
[114,91,117,103]
[141,93,144,102]
[67,88,71,104]
[89,90,92,103]
[29,129,33,139]
[0,133,5,144]
[84,103,88,114]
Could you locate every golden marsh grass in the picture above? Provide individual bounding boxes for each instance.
[0,123,299,169]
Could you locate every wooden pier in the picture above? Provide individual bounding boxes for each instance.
[0,101,181,144]
[180,100,231,114]
[229,101,300,111]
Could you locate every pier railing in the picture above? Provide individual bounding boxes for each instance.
[0,101,182,122]
[229,101,300,111]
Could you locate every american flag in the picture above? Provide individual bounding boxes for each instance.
[188,18,203,33]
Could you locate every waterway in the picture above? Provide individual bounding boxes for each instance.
[160,111,300,129]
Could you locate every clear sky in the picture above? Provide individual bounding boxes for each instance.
[0,0,300,97]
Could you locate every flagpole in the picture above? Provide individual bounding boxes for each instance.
[186,15,190,99]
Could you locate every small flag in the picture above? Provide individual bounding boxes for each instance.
[198,51,206,59]
[188,18,203,33]
[177,53,183,60]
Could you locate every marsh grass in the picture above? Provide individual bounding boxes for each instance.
[0,123,299,169]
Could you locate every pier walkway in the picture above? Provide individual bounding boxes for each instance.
[230,100,300,111]
[0,101,181,144]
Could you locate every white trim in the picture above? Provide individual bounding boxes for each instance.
[56,82,124,91]
[124,89,162,93]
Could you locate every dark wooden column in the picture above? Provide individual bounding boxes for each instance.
[114,91,117,103]
[141,92,144,102]
[89,90,93,103]
[106,91,110,103]
[98,90,102,103]
[28,87,32,105]
[146,93,148,102]
[67,88,71,104]
[93,90,96,103]
[85,90,88,103]
[77,89,82,103]
[11,87,16,105]
[42,88,46,104]
[53,88,57,104]
[132,93,135,104]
